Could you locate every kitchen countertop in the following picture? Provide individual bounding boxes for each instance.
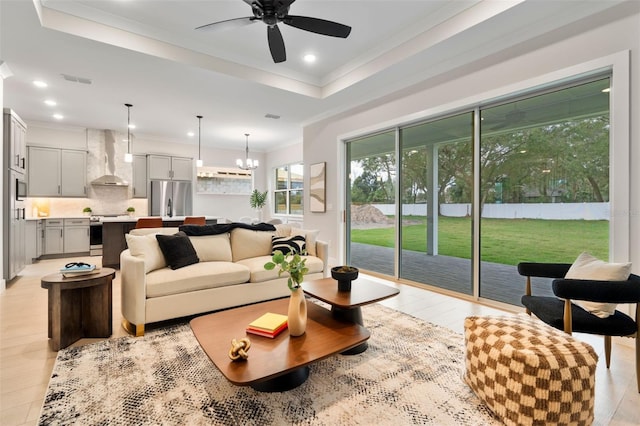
[100,216,220,223]
[26,216,88,221]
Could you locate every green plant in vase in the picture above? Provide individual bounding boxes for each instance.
[249,189,268,222]
[126,206,135,216]
[264,250,309,290]
[264,250,309,336]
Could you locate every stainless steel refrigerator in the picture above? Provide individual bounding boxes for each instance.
[150,180,193,217]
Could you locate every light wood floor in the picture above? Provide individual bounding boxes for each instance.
[1,256,638,425]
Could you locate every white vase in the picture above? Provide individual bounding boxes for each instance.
[288,287,307,337]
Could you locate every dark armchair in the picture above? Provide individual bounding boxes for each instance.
[518,262,640,392]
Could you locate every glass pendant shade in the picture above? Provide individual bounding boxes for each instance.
[196,115,203,168]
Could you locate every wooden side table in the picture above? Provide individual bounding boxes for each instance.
[41,268,115,351]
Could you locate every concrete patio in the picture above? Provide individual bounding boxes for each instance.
[350,242,556,306]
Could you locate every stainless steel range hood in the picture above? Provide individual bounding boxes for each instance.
[91,174,128,186]
[91,129,129,186]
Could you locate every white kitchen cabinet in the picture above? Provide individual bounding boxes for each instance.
[148,155,192,181]
[63,218,90,253]
[44,219,64,255]
[132,154,147,198]
[4,109,27,174]
[28,147,87,197]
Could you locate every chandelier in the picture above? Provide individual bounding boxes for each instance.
[236,133,258,170]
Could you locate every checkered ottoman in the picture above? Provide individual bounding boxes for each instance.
[463,315,598,426]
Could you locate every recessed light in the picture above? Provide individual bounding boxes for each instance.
[33,80,48,88]
[53,113,64,120]
[303,54,316,63]
[187,131,195,137]
[44,99,57,106]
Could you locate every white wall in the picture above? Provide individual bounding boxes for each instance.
[303,8,640,272]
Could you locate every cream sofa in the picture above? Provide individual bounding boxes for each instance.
[120,224,328,336]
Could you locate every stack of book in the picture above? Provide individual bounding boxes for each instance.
[246,312,288,338]
[60,263,98,278]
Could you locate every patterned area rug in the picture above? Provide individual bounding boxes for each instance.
[39,303,499,425]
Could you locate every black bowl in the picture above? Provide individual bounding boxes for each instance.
[331,266,359,291]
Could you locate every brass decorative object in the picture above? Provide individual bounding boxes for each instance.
[228,337,251,361]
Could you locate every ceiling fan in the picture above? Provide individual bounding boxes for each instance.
[195,0,351,63]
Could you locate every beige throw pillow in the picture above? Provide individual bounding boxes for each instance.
[125,233,167,273]
[189,234,232,262]
[565,252,632,318]
[230,228,274,261]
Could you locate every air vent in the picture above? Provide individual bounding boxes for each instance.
[61,73,92,85]
[265,113,280,119]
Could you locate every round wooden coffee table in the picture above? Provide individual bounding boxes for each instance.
[41,268,115,351]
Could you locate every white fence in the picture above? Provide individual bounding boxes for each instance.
[372,202,610,220]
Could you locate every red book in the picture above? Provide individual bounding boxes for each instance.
[246,321,288,338]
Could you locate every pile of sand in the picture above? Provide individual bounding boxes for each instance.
[350,204,392,225]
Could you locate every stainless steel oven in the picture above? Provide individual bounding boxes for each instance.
[89,220,103,256]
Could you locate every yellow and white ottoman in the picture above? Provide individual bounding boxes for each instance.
[463,315,598,426]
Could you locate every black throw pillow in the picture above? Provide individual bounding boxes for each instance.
[272,235,306,256]
[156,231,199,270]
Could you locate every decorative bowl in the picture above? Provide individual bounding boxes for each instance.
[331,266,359,291]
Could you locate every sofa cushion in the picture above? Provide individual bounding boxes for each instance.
[271,235,306,255]
[230,228,275,261]
[236,255,325,283]
[274,224,292,237]
[189,234,232,262]
[145,262,251,298]
[290,228,319,256]
[125,233,167,273]
[156,232,200,270]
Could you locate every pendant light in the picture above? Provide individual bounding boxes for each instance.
[236,133,258,170]
[196,115,203,167]
[124,103,133,163]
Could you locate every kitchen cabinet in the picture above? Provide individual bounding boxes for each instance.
[5,178,26,279]
[132,154,147,198]
[64,218,90,253]
[148,155,192,181]
[26,220,37,264]
[28,147,87,197]
[4,109,27,174]
[37,219,44,258]
[45,219,64,255]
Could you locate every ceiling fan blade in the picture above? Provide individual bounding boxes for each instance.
[195,16,255,32]
[267,25,286,63]
[283,15,351,38]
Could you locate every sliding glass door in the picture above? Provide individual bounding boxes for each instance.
[399,113,473,294]
[347,131,396,276]
[345,75,611,307]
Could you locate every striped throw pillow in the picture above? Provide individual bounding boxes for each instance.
[271,235,306,255]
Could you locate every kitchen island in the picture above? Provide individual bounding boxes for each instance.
[102,216,219,269]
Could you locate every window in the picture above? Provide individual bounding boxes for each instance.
[274,163,304,215]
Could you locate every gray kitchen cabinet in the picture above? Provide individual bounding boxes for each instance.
[61,150,87,196]
[63,218,90,253]
[4,109,27,174]
[132,154,147,198]
[25,220,37,264]
[28,146,60,196]
[148,155,192,181]
[28,147,87,197]
[37,219,44,258]
[44,219,64,255]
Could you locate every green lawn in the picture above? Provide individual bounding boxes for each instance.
[351,216,608,265]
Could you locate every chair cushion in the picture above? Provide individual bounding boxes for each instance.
[565,252,632,318]
[521,295,637,336]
